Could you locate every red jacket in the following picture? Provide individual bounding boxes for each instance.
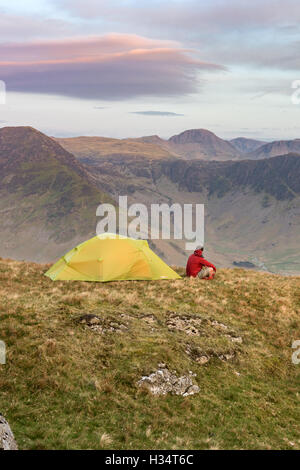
[186,249,216,277]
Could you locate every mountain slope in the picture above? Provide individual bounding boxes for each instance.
[161,153,300,200]
[230,137,266,154]
[130,134,170,147]
[78,152,300,274]
[0,127,113,262]
[167,129,241,160]
[55,136,176,160]
[249,139,300,159]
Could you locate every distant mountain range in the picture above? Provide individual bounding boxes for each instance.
[248,139,300,159]
[57,128,241,161]
[1,126,300,273]
[230,137,267,153]
[57,129,300,162]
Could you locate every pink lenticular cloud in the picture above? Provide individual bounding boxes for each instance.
[0,34,224,100]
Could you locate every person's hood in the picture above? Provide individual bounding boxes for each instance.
[194,249,203,257]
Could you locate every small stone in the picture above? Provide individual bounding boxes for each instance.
[79,314,101,324]
[197,356,210,365]
[89,317,101,324]
[120,314,131,320]
[183,385,200,396]
[158,363,166,368]
[211,320,228,329]
[231,336,243,343]
[142,315,156,324]
[219,352,235,362]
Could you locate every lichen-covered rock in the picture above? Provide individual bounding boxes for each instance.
[166,312,242,344]
[226,335,243,343]
[185,344,237,364]
[0,414,18,450]
[166,314,202,336]
[77,314,128,334]
[137,366,199,397]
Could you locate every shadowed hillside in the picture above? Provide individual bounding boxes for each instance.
[0,258,299,450]
[0,127,113,262]
[230,137,266,154]
[75,151,300,274]
[249,139,300,160]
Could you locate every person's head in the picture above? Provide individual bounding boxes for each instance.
[194,245,204,257]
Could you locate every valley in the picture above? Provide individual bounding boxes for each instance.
[1,126,300,274]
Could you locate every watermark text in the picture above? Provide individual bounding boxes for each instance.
[0,340,6,364]
[292,340,300,365]
[96,196,204,250]
[291,80,300,104]
[0,80,6,104]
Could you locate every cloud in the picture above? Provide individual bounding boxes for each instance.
[1,2,298,74]
[130,110,184,116]
[55,0,300,71]
[0,34,223,100]
[0,10,75,41]
[57,0,300,31]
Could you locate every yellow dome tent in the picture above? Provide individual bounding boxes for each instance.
[45,233,181,282]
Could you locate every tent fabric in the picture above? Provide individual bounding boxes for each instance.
[45,233,181,282]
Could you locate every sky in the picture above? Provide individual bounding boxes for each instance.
[0,0,299,140]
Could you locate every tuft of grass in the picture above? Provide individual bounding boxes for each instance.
[0,259,299,449]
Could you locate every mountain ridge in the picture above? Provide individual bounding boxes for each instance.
[0,126,113,262]
[55,128,300,162]
[55,135,176,160]
[230,137,267,153]
[249,139,300,160]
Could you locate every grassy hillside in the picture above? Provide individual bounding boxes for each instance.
[0,258,299,450]
[55,136,176,160]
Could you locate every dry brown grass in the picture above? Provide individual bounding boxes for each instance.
[0,258,299,449]
[56,137,175,160]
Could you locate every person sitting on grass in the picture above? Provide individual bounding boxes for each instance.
[186,246,216,280]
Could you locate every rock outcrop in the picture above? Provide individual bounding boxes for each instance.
[77,313,128,334]
[137,365,200,397]
[0,414,18,450]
